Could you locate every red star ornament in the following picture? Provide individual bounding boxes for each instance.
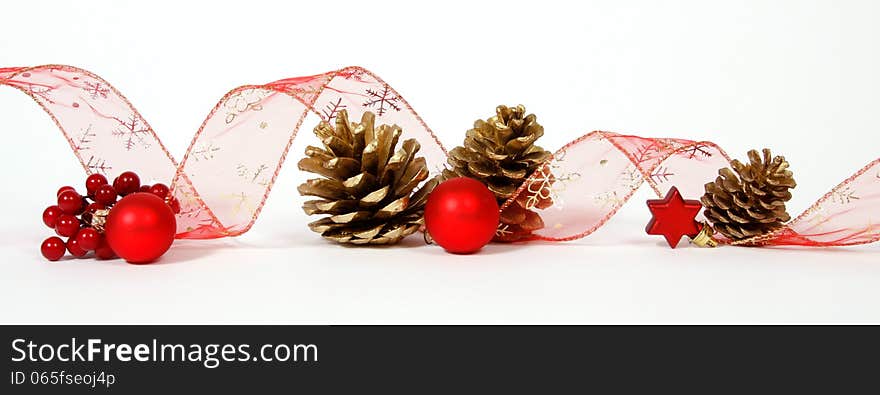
[646,186,703,248]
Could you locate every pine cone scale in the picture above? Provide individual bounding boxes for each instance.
[331,211,372,224]
[374,196,409,220]
[409,177,439,208]
[393,159,428,198]
[303,199,358,215]
[360,186,390,206]
[342,173,376,194]
[521,150,551,164]
[449,146,482,163]
[298,179,348,200]
[487,182,516,199]
[506,135,540,152]
[467,160,499,178]
[352,225,384,240]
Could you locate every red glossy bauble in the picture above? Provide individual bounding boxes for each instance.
[105,192,176,264]
[424,177,500,254]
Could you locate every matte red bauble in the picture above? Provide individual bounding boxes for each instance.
[105,192,176,264]
[424,177,500,254]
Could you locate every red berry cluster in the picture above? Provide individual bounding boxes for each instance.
[40,171,180,261]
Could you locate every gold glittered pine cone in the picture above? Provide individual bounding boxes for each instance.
[442,105,553,241]
[701,148,797,243]
[297,110,437,245]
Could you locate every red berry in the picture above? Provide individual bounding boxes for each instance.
[85,174,109,196]
[94,236,116,260]
[139,185,152,192]
[55,214,81,237]
[57,190,84,214]
[149,183,170,199]
[168,196,181,214]
[86,202,106,213]
[41,237,66,261]
[75,228,100,251]
[43,205,63,228]
[94,184,117,205]
[66,236,87,258]
[57,186,76,197]
[113,171,141,196]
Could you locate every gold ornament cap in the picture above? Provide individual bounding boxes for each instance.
[690,222,718,248]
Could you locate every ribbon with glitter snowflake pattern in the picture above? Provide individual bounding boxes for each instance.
[1,65,878,246]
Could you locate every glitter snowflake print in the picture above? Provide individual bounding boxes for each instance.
[362,85,401,116]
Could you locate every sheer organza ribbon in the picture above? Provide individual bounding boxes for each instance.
[2,65,877,246]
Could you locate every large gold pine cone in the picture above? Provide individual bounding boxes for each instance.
[446,105,552,201]
[701,148,796,242]
[297,110,437,245]
[442,105,553,242]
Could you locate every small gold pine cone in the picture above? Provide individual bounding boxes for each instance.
[297,110,438,245]
[701,148,796,242]
[442,105,552,241]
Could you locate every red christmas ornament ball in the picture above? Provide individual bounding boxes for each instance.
[148,183,170,199]
[94,184,117,205]
[424,177,500,254]
[66,236,87,258]
[113,171,141,196]
[94,237,116,260]
[41,237,66,261]
[57,189,84,214]
[42,205,63,228]
[56,186,76,197]
[168,197,181,214]
[105,192,176,264]
[85,202,106,214]
[85,174,108,196]
[54,214,81,237]
[75,227,100,251]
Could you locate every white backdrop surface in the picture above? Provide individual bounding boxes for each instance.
[0,0,878,323]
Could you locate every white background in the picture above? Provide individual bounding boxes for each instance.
[0,0,878,323]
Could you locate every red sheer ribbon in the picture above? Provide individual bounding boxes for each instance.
[2,65,877,246]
